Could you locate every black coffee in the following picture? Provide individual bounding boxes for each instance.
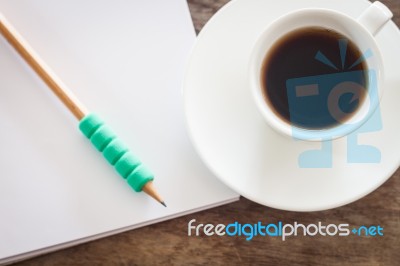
[261,27,368,129]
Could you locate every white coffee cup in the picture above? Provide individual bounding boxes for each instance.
[249,1,393,141]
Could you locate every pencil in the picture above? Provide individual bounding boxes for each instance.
[0,13,166,207]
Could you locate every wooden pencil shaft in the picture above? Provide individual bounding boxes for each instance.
[0,14,87,120]
[0,13,165,205]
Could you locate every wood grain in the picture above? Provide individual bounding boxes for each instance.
[13,1,400,265]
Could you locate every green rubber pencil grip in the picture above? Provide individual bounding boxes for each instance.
[79,113,154,192]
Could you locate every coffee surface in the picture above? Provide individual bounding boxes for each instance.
[261,27,368,129]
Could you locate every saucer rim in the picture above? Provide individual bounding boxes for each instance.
[183,0,400,211]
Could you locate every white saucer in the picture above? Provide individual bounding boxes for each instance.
[183,0,400,211]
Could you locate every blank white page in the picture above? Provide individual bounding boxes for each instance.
[0,0,238,263]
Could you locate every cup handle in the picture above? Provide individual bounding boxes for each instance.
[357,1,393,36]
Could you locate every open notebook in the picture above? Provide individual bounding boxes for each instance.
[0,0,238,264]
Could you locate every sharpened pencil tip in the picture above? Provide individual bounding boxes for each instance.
[160,201,167,207]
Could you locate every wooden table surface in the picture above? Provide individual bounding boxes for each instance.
[15,1,399,265]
